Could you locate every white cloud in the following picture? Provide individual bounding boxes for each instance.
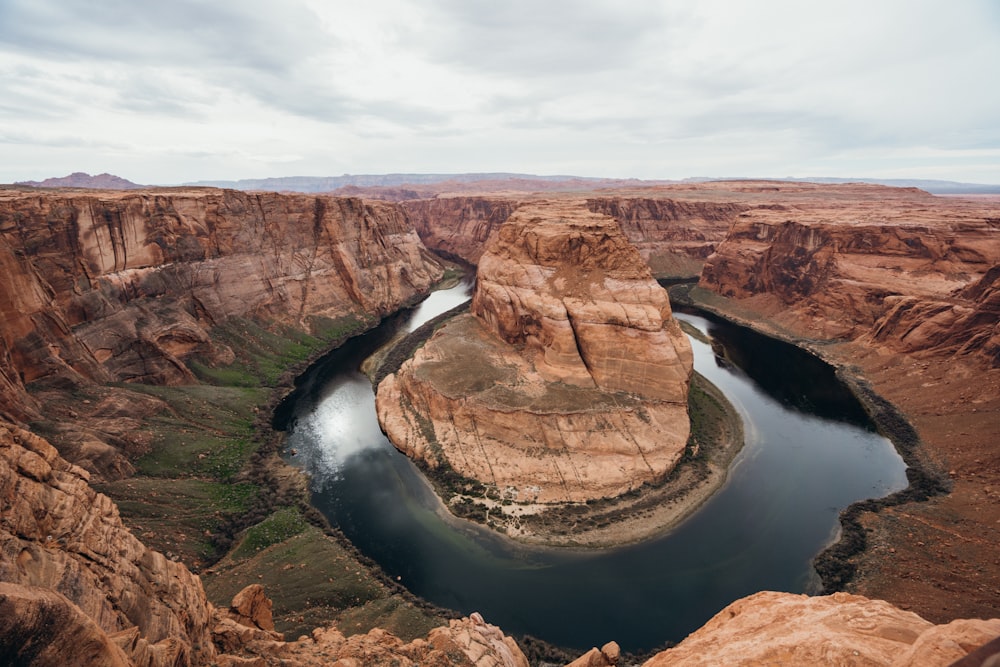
[1,0,998,184]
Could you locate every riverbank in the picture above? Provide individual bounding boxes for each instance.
[668,284,999,625]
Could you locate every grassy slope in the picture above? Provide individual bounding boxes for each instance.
[93,312,445,640]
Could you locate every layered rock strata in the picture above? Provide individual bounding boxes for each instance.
[0,188,443,475]
[401,194,746,277]
[402,196,522,264]
[377,201,693,506]
[642,591,1000,667]
[586,196,747,276]
[0,419,530,666]
[699,186,1000,365]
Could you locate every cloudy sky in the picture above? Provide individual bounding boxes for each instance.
[2,0,999,185]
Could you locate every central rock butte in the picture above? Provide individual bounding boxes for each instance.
[376,200,693,506]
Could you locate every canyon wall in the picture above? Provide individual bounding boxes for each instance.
[0,188,443,475]
[699,193,1000,366]
[377,200,693,507]
[402,194,745,277]
[586,196,746,276]
[0,183,996,665]
[402,196,522,264]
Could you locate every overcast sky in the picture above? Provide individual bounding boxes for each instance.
[2,0,999,185]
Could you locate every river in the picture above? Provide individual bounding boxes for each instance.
[277,279,908,652]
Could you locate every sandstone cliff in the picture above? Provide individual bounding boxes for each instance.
[586,196,747,277]
[377,200,693,508]
[402,196,522,264]
[642,591,1000,667]
[0,188,443,476]
[699,186,999,365]
[0,420,217,665]
[402,193,746,278]
[0,419,530,666]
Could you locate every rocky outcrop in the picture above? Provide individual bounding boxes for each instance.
[214,610,529,667]
[377,200,693,507]
[0,582,132,666]
[402,194,746,278]
[0,188,443,473]
[0,418,530,666]
[587,197,747,276]
[402,196,522,264]
[867,262,1000,367]
[643,591,1000,667]
[0,420,218,665]
[700,190,1000,364]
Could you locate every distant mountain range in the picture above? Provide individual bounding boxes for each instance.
[188,173,1000,195]
[182,172,645,192]
[14,172,144,189]
[683,176,1000,195]
[10,171,1000,195]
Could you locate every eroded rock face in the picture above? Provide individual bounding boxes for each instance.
[0,188,441,401]
[403,196,522,264]
[587,197,747,277]
[0,419,531,666]
[643,591,1000,667]
[0,188,443,474]
[401,194,746,279]
[377,201,693,505]
[0,421,218,666]
[699,187,1000,365]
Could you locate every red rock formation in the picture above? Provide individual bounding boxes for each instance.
[642,591,1000,667]
[377,200,693,506]
[700,190,1000,361]
[586,197,747,276]
[402,194,746,278]
[0,421,217,665]
[0,419,531,666]
[0,187,443,472]
[402,196,522,264]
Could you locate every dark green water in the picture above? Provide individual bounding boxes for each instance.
[278,281,908,652]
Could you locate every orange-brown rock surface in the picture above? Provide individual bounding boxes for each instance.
[402,193,746,278]
[402,196,522,264]
[642,591,1000,667]
[0,417,530,666]
[699,184,999,365]
[686,185,1000,630]
[586,196,747,277]
[0,420,218,665]
[0,187,443,476]
[377,200,693,507]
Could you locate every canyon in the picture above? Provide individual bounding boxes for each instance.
[0,181,997,665]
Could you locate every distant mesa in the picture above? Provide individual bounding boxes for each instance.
[14,172,144,190]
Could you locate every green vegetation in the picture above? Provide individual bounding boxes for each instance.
[121,384,263,480]
[95,477,258,567]
[230,506,310,559]
[188,314,370,386]
[81,304,451,640]
[206,522,440,641]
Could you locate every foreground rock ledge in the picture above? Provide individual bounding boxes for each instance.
[376,201,693,507]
